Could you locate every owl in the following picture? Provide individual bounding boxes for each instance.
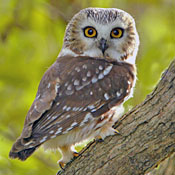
[9,8,139,169]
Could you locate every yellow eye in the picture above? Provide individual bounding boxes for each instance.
[111,28,124,38]
[84,27,97,38]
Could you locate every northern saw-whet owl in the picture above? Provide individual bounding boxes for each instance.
[9,7,139,169]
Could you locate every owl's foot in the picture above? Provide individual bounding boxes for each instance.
[58,161,66,170]
[73,151,79,158]
[114,129,120,134]
[95,136,104,143]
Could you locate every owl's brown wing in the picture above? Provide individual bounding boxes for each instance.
[9,55,135,159]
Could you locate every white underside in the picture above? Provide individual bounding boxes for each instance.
[43,105,124,163]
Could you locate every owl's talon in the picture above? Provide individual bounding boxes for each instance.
[114,129,120,135]
[73,152,79,158]
[95,136,104,143]
[59,161,66,170]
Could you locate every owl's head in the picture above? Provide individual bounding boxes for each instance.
[59,8,139,64]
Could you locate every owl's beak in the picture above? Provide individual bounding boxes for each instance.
[99,38,108,55]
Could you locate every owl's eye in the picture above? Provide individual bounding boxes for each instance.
[110,28,124,38]
[83,26,97,38]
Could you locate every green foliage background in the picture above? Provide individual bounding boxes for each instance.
[0,0,174,174]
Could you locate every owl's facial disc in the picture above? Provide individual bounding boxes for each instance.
[61,8,139,64]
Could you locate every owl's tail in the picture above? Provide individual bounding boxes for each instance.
[9,137,40,161]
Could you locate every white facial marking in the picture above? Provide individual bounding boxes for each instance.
[57,102,60,106]
[90,91,93,95]
[103,65,113,76]
[104,93,110,100]
[74,79,80,86]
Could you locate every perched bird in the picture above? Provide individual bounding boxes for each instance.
[9,7,139,168]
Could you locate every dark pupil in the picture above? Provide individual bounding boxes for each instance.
[113,29,119,35]
[88,29,93,35]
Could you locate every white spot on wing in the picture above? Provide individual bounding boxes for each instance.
[91,76,98,83]
[80,113,93,126]
[98,73,104,80]
[49,130,54,134]
[90,91,93,95]
[47,83,51,88]
[65,90,74,95]
[74,79,80,86]
[55,83,60,93]
[71,122,78,127]
[63,105,67,110]
[55,127,62,135]
[104,93,110,100]
[52,116,57,120]
[75,67,80,72]
[67,85,72,90]
[116,92,121,97]
[51,135,56,139]
[40,136,48,143]
[99,65,103,70]
[66,106,71,111]
[88,105,95,110]
[82,77,87,81]
[66,114,70,118]
[103,65,113,76]
[87,71,91,77]
[82,64,87,69]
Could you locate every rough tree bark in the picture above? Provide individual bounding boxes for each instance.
[58,59,175,175]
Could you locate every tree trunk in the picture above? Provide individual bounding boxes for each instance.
[58,59,175,175]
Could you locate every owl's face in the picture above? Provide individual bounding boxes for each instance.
[60,8,139,64]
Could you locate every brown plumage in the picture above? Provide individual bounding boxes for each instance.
[9,7,139,167]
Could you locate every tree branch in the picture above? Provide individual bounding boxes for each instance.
[58,59,175,175]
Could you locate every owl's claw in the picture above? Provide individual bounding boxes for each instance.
[73,152,79,158]
[114,129,120,134]
[59,161,66,171]
[95,136,104,143]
